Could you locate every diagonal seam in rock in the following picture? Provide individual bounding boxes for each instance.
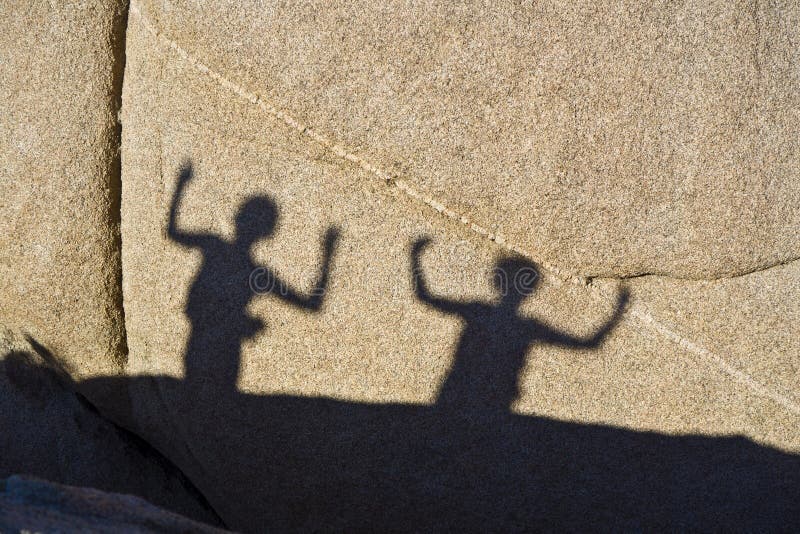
[127,0,800,419]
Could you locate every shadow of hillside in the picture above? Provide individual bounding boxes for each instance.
[47,160,800,531]
[79,373,800,532]
[72,164,800,532]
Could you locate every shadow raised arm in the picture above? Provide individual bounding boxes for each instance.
[411,237,468,316]
[541,288,630,349]
[167,161,215,249]
[271,226,340,311]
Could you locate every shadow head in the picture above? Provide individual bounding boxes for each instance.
[493,257,540,303]
[235,196,279,245]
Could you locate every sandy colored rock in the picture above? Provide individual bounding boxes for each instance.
[0,475,227,533]
[131,0,799,278]
[597,260,800,434]
[0,1,795,531]
[113,10,800,530]
[0,0,128,380]
[0,327,221,526]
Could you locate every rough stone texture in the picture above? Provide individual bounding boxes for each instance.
[3,1,795,531]
[0,0,128,380]
[131,0,799,278]
[0,327,221,527]
[114,8,800,530]
[0,475,228,533]
[597,260,800,436]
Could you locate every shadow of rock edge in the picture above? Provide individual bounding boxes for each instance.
[0,475,227,533]
[79,373,799,532]
[0,337,222,528]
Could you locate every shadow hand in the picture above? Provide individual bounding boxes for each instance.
[178,161,194,184]
[323,227,340,256]
[412,236,432,256]
[244,315,266,339]
[615,287,630,315]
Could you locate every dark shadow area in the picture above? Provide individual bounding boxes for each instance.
[166,162,338,391]
[0,339,223,527]
[411,237,628,413]
[64,162,800,530]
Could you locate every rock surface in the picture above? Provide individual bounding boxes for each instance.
[131,0,800,278]
[0,328,221,527]
[1,1,798,531]
[116,6,800,530]
[0,0,128,380]
[0,475,228,533]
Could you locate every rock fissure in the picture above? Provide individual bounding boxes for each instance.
[109,0,130,367]
[590,254,800,284]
